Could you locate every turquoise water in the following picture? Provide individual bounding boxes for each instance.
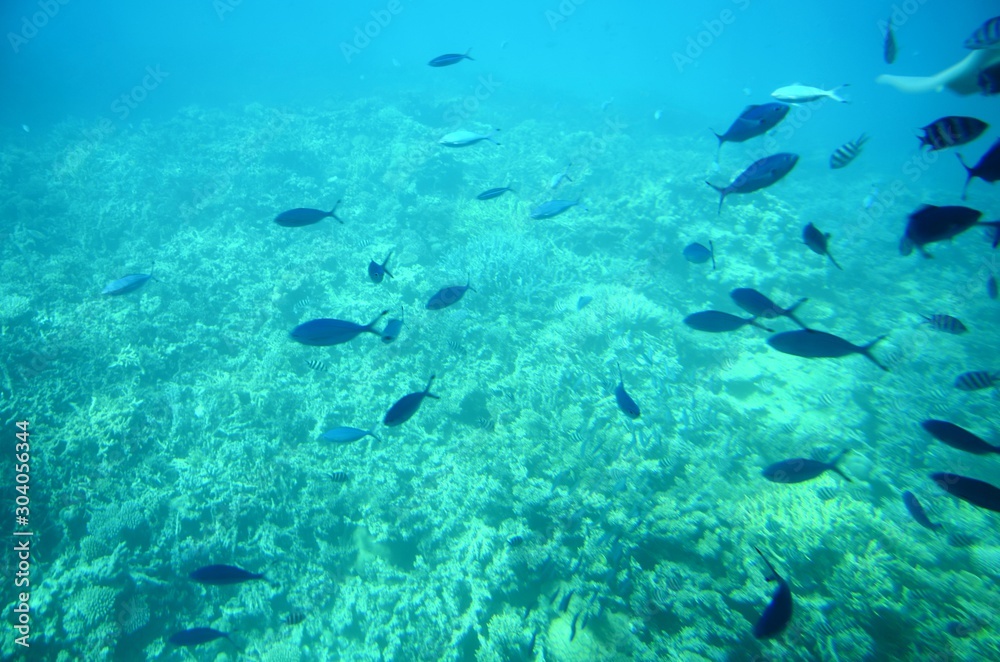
[2,1,1000,660]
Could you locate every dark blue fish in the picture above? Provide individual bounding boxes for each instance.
[752,546,792,639]
[902,490,942,531]
[576,296,593,310]
[803,223,842,270]
[989,274,999,300]
[428,49,473,67]
[965,16,1000,49]
[320,427,381,443]
[767,330,888,371]
[168,627,232,647]
[383,375,439,427]
[683,311,773,333]
[290,310,387,346]
[921,419,1000,455]
[711,103,789,154]
[883,19,897,64]
[530,198,583,220]
[477,186,514,200]
[979,62,1000,95]
[931,472,1000,513]
[275,200,342,227]
[426,279,475,310]
[899,204,997,256]
[705,153,798,214]
[829,133,869,169]
[762,450,851,484]
[381,307,404,343]
[954,370,999,391]
[919,116,988,151]
[958,138,1000,200]
[919,314,967,334]
[614,361,640,419]
[368,251,393,283]
[102,271,155,295]
[683,241,715,269]
[730,289,809,330]
[189,564,264,585]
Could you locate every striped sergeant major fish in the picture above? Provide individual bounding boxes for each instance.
[954,370,999,391]
[965,16,1000,49]
[830,134,869,169]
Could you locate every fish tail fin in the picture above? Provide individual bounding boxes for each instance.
[424,374,439,399]
[712,130,724,157]
[709,239,716,270]
[752,546,780,582]
[860,335,890,371]
[785,298,809,329]
[827,251,843,270]
[829,449,853,482]
[750,318,774,333]
[832,83,851,103]
[957,153,974,200]
[384,268,394,279]
[330,199,344,224]
[980,221,1000,248]
[705,182,725,214]
[488,127,501,145]
[465,48,474,60]
[366,309,389,331]
[368,429,384,444]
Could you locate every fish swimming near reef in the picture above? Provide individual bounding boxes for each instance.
[931,472,1000,513]
[381,306,404,343]
[920,419,1000,455]
[530,198,584,220]
[290,310,388,346]
[189,564,264,585]
[383,375,439,427]
[614,361,641,419]
[320,427,382,444]
[683,310,773,333]
[730,288,809,330]
[426,279,475,310]
[902,490,942,531]
[428,49,473,67]
[706,153,798,214]
[883,19,897,64]
[439,128,500,147]
[958,138,1000,200]
[954,370,999,391]
[275,201,343,227]
[829,134,869,169]
[328,471,350,483]
[899,204,999,256]
[751,546,793,639]
[771,83,849,104]
[476,186,514,200]
[965,16,1000,49]
[102,270,156,295]
[803,222,842,270]
[550,163,573,189]
[918,116,988,151]
[767,330,888,371]
[711,103,789,155]
[762,450,852,484]
[368,251,393,283]
[168,627,234,648]
[683,241,715,268]
[919,314,967,334]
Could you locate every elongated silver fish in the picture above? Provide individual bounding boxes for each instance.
[830,134,869,169]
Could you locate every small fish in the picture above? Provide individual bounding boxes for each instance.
[508,535,524,547]
[102,271,156,295]
[275,200,343,227]
[918,116,988,151]
[558,589,575,613]
[863,185,879,209]
[954,370,999,391]
[284,612,306,626]
[306,359,329,372]
[550,163,573,189]
[368,251,393,283]
[530,198,584,220]
[883,19,897,64]
[439,128,500,147]
[730,289,809,330]
[751,546,793,639]
[683,311,772,333]
[803,222,842,270]
[762,450,852,484]
[683,241,715,269]
[829,133,869,169]
[706,153,798,214]
[381,306,405,343]
[978,62,1000,95]
[428,49,473,67]
[921,419,1000,455]
[931,472,1000,513]
[767,330,888,371]
[476,186,514,200]
[576,295,593,310]
[711,103,789,155]
[653,109,662,120]
[899,204,998,256]
[168,627,233,647]
[321,427,381,444]
[426,279,475,310]
[614,361,641,419]
[771,83,849,104]
[964,16,1000,49]
[919,314,967,334]
[902,490,942,532]
[328,471,350,483]
[989,274,999,300]
[383,375,439,427]
[958,138,1000,200]
[190,564,264,585]
[290,310,388,346]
